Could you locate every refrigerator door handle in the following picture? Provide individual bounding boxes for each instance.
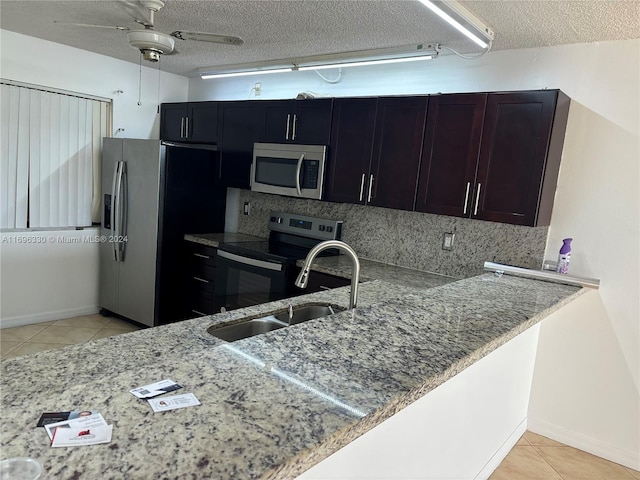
[114,161,125,262]
[119,162,128,261]
[110,161,121,262]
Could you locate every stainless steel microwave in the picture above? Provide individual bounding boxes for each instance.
[250,143,327,200]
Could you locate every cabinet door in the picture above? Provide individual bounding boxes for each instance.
[219,102,262,188]
[474,90,560,226]
[187,102,218,143]
[369,96,428,211]
[260,101,295,142]
[324,98,377,204]
[415,94,486,216]
[160,103,188,141]
[293,98,333,144]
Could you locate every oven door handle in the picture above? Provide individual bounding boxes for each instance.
[295,153,304,197]
[217,250,284,271]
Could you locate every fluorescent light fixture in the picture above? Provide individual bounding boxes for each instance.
[417,0,494,49]
[199,43,439,79]
[200,67,292,79]
[199,60,294,79]
[298,55,433,71]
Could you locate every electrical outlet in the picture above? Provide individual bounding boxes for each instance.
[442,232,455,250]
[254,82,262,96]
[243,202,251,215]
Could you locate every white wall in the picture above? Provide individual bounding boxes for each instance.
[0,30,189,326]
[190,39,640,468]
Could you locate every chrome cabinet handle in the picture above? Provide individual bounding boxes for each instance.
[191,309,206,316]
[180,117,185,139]
[185,117,190,138]
[358,173,365,202]
[193,276,210,284]
[295,153,304,197]
[285,114,291,140]
[193,253,210,259]
[292,114,298,140]
[367,174,374,203]
[463,182,471,215]
[474,183,482,216]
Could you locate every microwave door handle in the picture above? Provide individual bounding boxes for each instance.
[295,153,304,197]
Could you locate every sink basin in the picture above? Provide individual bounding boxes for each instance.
[207,303,343,342]
[273,304,339,325]
[207,317,288,342]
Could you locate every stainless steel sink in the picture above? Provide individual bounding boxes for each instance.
[207,303,343,342]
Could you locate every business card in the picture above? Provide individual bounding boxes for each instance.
[44,413,109,441]
[37,410,98,428]
[148,393,201,412]
[51,424,113,448]
[130,379,183,399]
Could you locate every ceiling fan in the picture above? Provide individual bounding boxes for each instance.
[56,0,244,62]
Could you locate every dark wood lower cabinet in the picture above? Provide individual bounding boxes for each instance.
[183,242,218,318]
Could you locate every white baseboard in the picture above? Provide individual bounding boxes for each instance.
[527,418,640,471]
[475,418,528,479]
[0,306,100,329]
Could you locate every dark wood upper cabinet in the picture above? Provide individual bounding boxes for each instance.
[259,99,333,144]
[160,102,218,143]
[187,103,219,143]
[218,101,262,189]
[416,90,569,226]
[368,96,428,211]
[324,98,377,204]
[474,90,570,226]
[160,103,188,142]
[415,93,487,216]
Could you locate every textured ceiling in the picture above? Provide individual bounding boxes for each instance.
[1,0,639,77]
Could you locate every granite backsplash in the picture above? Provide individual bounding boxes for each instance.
[233,189,548,279]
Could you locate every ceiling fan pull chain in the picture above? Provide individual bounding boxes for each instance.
[157,56,162,112]
[137,53,143,106]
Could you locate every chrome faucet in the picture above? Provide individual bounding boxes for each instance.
[295,240,360,309]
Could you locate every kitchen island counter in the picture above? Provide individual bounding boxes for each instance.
[1,274,584,478]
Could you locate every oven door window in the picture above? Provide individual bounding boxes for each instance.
[254,157,299,188]
[214,251,290,311]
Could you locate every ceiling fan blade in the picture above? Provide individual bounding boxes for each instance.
[53,20,130,32]
[117,0,153,27]
[170,31,244,46]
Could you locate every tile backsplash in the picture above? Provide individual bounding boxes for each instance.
[234,190,548,279]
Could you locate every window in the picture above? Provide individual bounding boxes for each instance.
[0,81,111,229]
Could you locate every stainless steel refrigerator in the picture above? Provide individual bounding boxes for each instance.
[99,138,226,327]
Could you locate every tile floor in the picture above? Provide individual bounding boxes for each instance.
[1,313,141,360]
[490,431,640,479]
[2,315,639,479]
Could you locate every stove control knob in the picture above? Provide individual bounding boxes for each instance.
[326,226,333,233]
[276,217,283,224]
[319,225,326,231]
[270,216,276,222]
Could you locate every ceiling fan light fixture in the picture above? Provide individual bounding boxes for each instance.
[127,30,175,61]
[416,0,494,49]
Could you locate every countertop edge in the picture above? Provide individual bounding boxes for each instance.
[262,285,588,479]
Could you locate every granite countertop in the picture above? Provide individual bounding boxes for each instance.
[1,274,584,479]
[185,232,456,290]
[298,254,456,289]
[184,232,266,248]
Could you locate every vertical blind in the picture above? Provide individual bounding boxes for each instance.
[0,82,110,229]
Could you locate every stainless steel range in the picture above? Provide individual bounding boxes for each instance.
[214,211,343,312]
